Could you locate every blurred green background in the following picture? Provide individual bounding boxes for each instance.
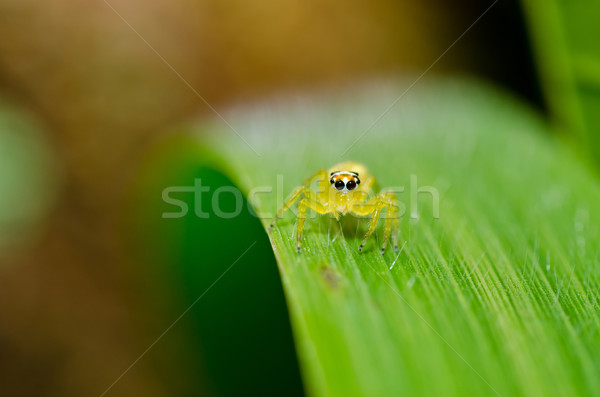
[0,0,598,396]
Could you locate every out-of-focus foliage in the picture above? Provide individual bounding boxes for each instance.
[522,0,600,164]
[0,99,58,254]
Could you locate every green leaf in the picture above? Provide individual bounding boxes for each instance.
[133,147,305,396]
[154,78,600,396]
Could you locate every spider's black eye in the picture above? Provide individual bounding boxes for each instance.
[330,178,335,185]
[346,180,357,191]
[334,180,345,190]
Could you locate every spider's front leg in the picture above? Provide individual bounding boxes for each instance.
[268,186,328,253]
[296,197,328,253]
[267,169,327,231]
[351,192,399,254]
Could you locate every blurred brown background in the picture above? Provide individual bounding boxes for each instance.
[0,0,538,395]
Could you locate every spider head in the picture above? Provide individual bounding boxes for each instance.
[329,171,360,193]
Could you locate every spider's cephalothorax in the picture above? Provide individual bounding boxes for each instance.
[268,161,399,254]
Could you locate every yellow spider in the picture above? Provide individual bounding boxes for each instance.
[268,161,399,254]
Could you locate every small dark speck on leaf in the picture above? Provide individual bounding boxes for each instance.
[320,266,341,289]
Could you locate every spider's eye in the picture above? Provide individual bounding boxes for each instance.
[334,180,345,190]
[330,178,335,185]
[346,180,357,191]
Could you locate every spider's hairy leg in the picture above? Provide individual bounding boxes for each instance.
[296,198,329,253]
[380,192,400,254]
[352,193,399,254]
[392,211,400,252]
[302,168,328,187]
[267,169,327,231]
[268,185,303,231]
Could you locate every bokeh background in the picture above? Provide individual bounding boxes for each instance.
[0,0,573,395]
